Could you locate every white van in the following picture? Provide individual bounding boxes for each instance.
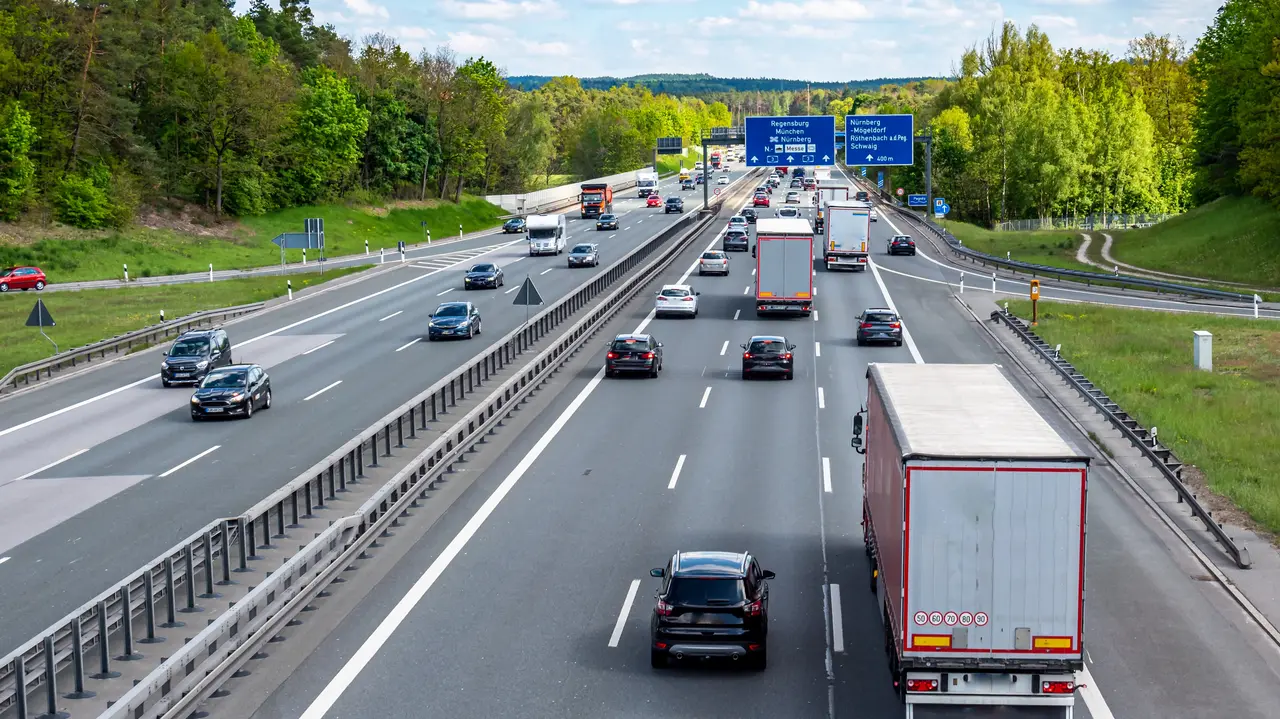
[527,214,567,255]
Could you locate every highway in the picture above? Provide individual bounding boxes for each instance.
[244,177,1280,719]
[0,167,749,654]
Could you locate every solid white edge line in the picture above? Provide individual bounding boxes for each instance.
[10,448,89,483]
[394,339,421,353]
[698,386,712,408]
[667,454,686,490]
[822,456,832,494]
[378,311,403,322]
[302,340,336,355]
[608,579,642,648]
[867,260,924,364]
[829,583,845,653]
[1078,665,1116,719]
[158,445,220,478]
[303,380,343,402]
[719,340,728,356]
[818,387,825,409]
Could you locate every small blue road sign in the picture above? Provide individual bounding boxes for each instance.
[907,194,928,207]
[845,114,915,166]
[744,115,836,167]
[877,171,885,189]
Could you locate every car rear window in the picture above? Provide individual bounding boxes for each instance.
[749,339,785,353]
[864,312,897,323]
[660,288,688,298]
[702,251,725,259]
[667,578,745,605]
[611,338,647,351]
[726,230,747,238]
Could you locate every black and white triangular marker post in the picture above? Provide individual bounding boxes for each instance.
[512,275,544,326]
[26,298,58,354]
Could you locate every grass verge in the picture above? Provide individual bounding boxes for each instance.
[1006,299,1280,536]
[657,148,705,175]
[940,221,1097,273]
[1108,196,1280,290]
[0,266,368,377]
[0,196,506,283]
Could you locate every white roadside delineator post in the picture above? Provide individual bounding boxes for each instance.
[1193,330,1212,372]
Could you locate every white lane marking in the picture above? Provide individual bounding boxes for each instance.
[867,260,925,364]
[822,456,832,493]
[699,386,712,409]
[608,580,643,648]
[719,340,729,356]
[508,256,524,263]
[813,285,818,296]
[294,173,755,719]
[540,268,553,276]
[743,286,750,295]
[830,584,845,652]
[818,387,825,409]
[9,448,89,483]
[815,341,822,357]
[668,454,686,490]
[436,288,454,297]
[159,445,220,478]
[504,285,520,294]
[609,234,616,239]
[302,340,335,355]
[303,380,342,402]
[1078,665,1116,719]
[378,311,402,322]
[733,309,741,320]
[394,339,421,353]
[752,268,756,276]
[0,556,9,566]
[813,310,819,322]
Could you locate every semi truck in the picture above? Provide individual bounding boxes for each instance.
[710,151,722,169]
[753,217,813,316]
[851,363,1087,718]
[822,200,871,270]
[578,183,613,219]
[635,169,659,197]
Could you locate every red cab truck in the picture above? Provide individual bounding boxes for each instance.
[753,217,813,316]
[579,183,613,219]
[851,363,1087,717]
[710,151,722,170]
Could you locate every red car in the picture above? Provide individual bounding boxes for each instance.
[646,194,663,208]
[753,193,770,207]
[0,266,47,292]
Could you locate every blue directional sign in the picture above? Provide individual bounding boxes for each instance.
[934,197,946,210]
[876,171,884,189]
[934,197,950,216]
[845,114,915,166]
[907,194,928,207]
[744,115,836,167]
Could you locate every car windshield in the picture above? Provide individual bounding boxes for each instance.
[529,228,556,240]
[667,578,745,605]
[865,312,897,323]
[611,338,647,351]
[581,193,602,202]
[667,197,679,203]
[505,219,522,225]
[170,339,209,356]
[749,339,786,354]
[435,304,467,317]
[571,245,594,253]
[660,288,688,298]
[470,264,495,273]
[201,371,246,389]
[599,214,615,221]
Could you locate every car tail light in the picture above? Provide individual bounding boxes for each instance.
[743,352,751,359]
[782,353,792,360]
[890,322,901,328]
[656,600,674,616]
[642,352,654,359]
[1042,681,1075,694]
[860,322,873,329]
[683,296,694,301]
[744,599,763,616]
[906,679,939,692]
[606,352,616,359]
[748,644,762,651]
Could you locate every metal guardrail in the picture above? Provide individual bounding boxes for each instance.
[0,304,265,396]
[991,307,1252,569]
[996,213,1174,233]
[0,169,759,719]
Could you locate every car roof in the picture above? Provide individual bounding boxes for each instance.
[437,301,469,309]
[661,283,691,291]
[672,551,749,577]
[178,328,219,338]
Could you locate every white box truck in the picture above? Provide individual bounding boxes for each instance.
[823,200,871,271]
[851,363,1087,717]
[753,217,813,316]
[635,169,659,197]
[526,214,567,256]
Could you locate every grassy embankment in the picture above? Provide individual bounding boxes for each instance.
[938,220,1098,273]
[1007,299,1280,536]
[1108,196,1280,290]
[656,148,705,175]
[0,196,507,283]
[0,267,366,377]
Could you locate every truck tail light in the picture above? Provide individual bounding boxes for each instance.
[1042,681,1075,694]
[905,679,938,692]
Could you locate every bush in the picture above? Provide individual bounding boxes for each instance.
[52,165,138,229]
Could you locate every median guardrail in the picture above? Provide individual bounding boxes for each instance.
[991,306,1252,569]
[0,169,760,719]
[0,303,265,397]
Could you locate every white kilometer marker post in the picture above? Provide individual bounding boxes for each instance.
[829,584,845,652]
[303,380,342,402]
[699,387,712,408]
[814,342,822,357]
[668,455,686,489]
[608,580,642,647]
[719,341,728,356]
[822,457,832,493]
[159,445,221,478]
[818,387,825,409]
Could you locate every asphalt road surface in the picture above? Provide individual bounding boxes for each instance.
[0,168,750,654]
[247,176,1280,719]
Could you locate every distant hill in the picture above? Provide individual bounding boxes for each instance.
[506,73,942,94]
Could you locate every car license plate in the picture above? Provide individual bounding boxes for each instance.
[206,407,223,413]
[767,305,788,311]
[174,373,189,378]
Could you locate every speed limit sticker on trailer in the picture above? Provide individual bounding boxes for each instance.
[913,611,928,625]
[944,612,958,626]
[929,612,944,626]
[975,612,989,626]
[959,612,973,626]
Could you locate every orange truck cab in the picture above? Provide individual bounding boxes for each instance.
[579,183,613,219]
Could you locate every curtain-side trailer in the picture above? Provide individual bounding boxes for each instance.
[823,200,871,270]
[851,363,1088,718]
[753,217,813,316]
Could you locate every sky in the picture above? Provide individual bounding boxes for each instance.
[274,0,1221,82]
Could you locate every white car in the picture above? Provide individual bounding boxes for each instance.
[721,164,732,171]
[717,176,730,185]
[870,209,879,222]
[777,207,800,218]
[727,215,748,231]
[655,284,699,317]
[698,250,730,276]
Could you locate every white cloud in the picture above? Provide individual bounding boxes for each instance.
[739,0,873,21]
[1031,14,1078,28]
[447,30,496,54]
[439,0,561,20]
[342,0,389,19]
[519,39,571,56]
[630,38,649,53]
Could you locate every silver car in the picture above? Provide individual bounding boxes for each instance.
[568,243,600,267]
[698,250,730,276]
[785,191,801,204]
[777,207,800,218]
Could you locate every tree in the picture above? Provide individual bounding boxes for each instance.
[277,66,368,205]
[0,100,37,220]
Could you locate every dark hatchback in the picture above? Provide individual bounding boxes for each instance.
[741,336,795,379]
[888,235,916,255]
[190,364,271,420]
[596,214,619,231]
[723,228,750,252]
[741,208,758,223]
[665,196,684,214]
[650,551,774,670]
[502,217,526,234]
[463,263,504,289]
[857,308,903,346]
[605,334,663,378]
[162,328,232,387]
[428,301,482,340]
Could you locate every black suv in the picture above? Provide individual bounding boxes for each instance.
[190,364,271,420]
[162,328,232,387]
[650,551,774,669]
[741,208,758,223]
[605,334,663,377]
[888,235,916,255]
[665,196,684,214]
[857,308,904,346]
[741,336,796,379]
